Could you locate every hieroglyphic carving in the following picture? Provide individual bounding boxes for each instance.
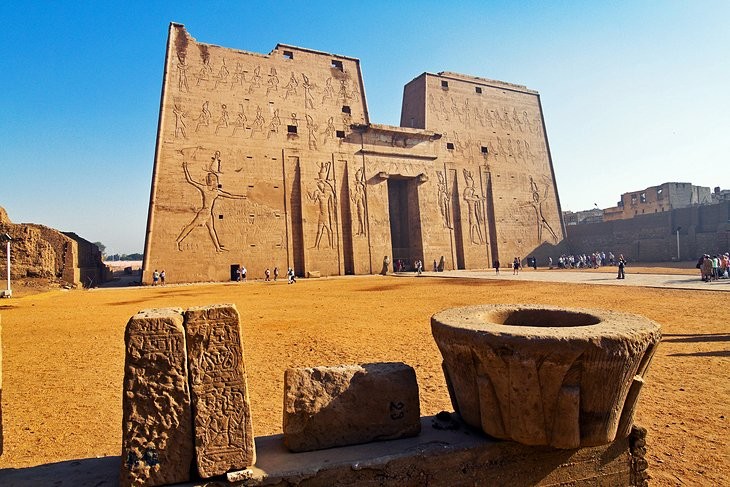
[268,109,281,138]
[284,72,298,100]
[305,114,318,150]
[211,59,229,91]
[321,77,335,104]
[526,175,558,243]
[266,67,279,95]
[436,171,452,229]
[173,102,187,139]
[308,162,336,249]
[462,169,484,244]
[351,167,367,237]
[196,58,213,88]
[176,148,246,252]
[250,106,265,138]
[231,104,247,136]
[302,73,316,109]
[177,56,190,93]
[120,309,192,487]
[230,62,245,90]
[214,104,229,135]
[185,304,255,478]
[247,65,262,94]
[195,101,211,133]
[321,116,336,145]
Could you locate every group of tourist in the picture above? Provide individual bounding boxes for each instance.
[697,253,730,281]
[151,269,166,285]
[555,251,616,269]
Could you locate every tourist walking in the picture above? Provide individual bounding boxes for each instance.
[513,257,520,275]
[493,259,500,274]
[287,268,296,284]
[160,270,166,285]
[265,268,271,281]
[152,269,160,286]
[617,255,626,279]
[274,266,279,281]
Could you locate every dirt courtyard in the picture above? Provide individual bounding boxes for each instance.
[0,273,727,485]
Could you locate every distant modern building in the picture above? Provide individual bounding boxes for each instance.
[562,208,603,226]
[602,182,712,221]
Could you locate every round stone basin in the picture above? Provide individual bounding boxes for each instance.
[431,304,661,449]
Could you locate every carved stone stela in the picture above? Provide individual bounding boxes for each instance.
[120,309,193,487]
[184,304,255,477]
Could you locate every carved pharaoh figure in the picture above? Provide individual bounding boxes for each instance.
[351,167,366,236]
[436,171,452,229]
[462,169,485,244]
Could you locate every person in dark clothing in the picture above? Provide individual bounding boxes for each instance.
[617,255,626,279]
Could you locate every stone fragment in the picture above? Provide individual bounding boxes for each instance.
[120,308,193,487]
[283,362,420,452]
[0,316,3,456]
[185,304,255,477]
[432,304,661,449]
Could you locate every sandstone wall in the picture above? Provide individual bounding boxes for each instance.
[0,207,108,286]
[567,201,730,261]
[142,24,565,283]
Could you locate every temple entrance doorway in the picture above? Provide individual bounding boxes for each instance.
[387,177,423,271]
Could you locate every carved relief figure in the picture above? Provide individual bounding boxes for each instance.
[232,104,247,136]
[321,116,336,144]
[321,77,335,104]
[436,171,452,229]
[309,162,336,249]
[266,67,279,95]
[196,58,213,87]
[231,62,245,89]
[351,167,366,236]
[284,72,298,99]
[428,93,439,120]
[527,176,558,243]
[462,169,485,244]
[211,59,229,90]
[302,73,316,109]
[214,104,229,134]
[439,97,449,121]
[176,56,190,92]
[195,101,212,133]
[305,114,318,150]
[247,65,262,94]
[173,103,187,138]
[249,106,265,138]
[512,108,523,132]
[175,149,247,252]
[268,109,281,138]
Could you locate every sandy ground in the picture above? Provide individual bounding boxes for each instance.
[0,272,727,486]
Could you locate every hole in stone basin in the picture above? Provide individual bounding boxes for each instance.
[488,309,600,327]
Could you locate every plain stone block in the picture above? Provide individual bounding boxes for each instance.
[283,362,420,452]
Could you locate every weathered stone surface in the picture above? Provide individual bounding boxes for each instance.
[120,308,193,487]
[283,362,420,452]
[431,304,661,449]
[0,316,3,456]
[185,304,255,477]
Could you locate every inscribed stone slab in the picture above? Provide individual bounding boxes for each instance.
[185,304,255,478]
[120,308,193,487]
[283,362,421,452]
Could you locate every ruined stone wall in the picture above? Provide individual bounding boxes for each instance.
[567,202,730,261]
[0,206,107,286]
[143,24,565,283]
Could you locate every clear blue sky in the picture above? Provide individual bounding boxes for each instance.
[1,1,727,254]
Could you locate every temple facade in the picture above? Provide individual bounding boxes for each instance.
[142,23,565,283]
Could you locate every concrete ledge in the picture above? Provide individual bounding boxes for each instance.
[0,416,647,486]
